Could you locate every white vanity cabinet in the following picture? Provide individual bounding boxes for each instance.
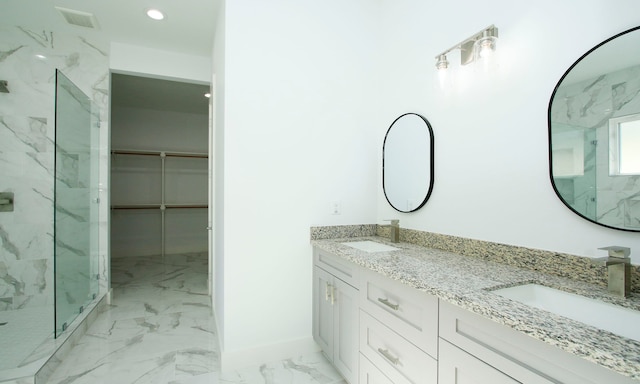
[313,249,359,384]
[439,301,638,384]
[312,242,638,384]
[359,268,438,384]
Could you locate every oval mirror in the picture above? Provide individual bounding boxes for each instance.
[549,26,640,231]
[383,113,434,212]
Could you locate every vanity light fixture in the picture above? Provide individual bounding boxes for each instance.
[146,8,165,21]
[435,25,498,71]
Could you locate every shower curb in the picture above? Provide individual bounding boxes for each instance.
[33,290,111,384]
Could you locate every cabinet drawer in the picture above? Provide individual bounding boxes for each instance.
[360,353,404,384]
[439,301,637,384]
[439,339,520,384]
[360,310,437,384]
[359,268,438,357]
[313,247,359,287]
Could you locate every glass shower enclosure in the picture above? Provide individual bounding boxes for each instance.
[54,70,100,336]
[550,123,598,222]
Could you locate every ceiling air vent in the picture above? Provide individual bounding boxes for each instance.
[55,7,99,29]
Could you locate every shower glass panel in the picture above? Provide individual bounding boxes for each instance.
[551,123,597,222]
[54,70,99,337]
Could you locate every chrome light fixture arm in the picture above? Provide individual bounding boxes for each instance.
[435,25,498,68]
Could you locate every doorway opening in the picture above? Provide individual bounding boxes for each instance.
[109,73,210,293]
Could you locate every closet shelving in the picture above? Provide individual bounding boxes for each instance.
[111,149,208,257]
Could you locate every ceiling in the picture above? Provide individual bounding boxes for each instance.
[3,0,218,114]
[2,0,220,57]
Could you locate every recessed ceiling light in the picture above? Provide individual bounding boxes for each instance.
[146,9,165,21]
[35,54,47,60]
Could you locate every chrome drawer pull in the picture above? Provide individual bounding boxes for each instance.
[325,282,331,302]
[378,348,400,365]
[378,297,399,310]
[325,282,335,305]
[330,284,335,305]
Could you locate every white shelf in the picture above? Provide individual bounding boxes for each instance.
[111,149,208,158]
[111,204,207,209]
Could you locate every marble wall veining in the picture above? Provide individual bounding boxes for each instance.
[0,25,109,376]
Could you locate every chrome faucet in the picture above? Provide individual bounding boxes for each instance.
[593,246,631,297]
[385,219,400,243]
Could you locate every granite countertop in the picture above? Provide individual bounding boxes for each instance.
[311,236,640,381]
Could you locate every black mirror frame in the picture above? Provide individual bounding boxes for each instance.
[383,112,435,213]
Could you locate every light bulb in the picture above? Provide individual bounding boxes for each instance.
[435,55,449,71]
[146,9,165,21]
[478,37,496,58]
[474,31,497,61]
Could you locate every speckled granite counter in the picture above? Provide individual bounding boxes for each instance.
[311,236,640,381]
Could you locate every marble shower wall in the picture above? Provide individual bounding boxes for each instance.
[0,27,109,314]
[551,63,640,230]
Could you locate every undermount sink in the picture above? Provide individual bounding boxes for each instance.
[491,283,640,342]
[341,240,400,253]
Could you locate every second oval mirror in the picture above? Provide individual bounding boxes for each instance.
[383,113,434,212]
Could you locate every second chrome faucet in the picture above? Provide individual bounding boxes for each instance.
[593,246,632,297]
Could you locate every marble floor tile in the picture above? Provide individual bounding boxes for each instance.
[105,285,211,321]
[46,254,343,384]
[219,353,346,384]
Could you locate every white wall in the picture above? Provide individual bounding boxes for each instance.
[110,42,211,84]
[216,0,381,367]
[375,0,640,263]
[212,0,226,351]
[111,107,209,153]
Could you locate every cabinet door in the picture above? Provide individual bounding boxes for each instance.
[439,339,520,384]
[313,266,334,361]
[333,277,359,384]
